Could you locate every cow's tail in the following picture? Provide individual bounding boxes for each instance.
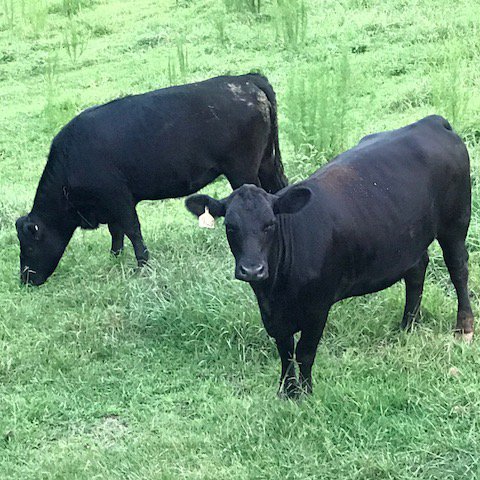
[248,73,288,193]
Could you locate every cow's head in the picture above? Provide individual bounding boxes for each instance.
[186,184,311,282]
[15,214,70,285]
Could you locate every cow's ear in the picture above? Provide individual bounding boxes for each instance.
[273,186,312,215]
[185,194,226,218]
[15,216,26,233]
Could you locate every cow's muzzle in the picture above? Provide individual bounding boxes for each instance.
[235,262,268,282]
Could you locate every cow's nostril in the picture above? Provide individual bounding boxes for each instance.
[239,264,265,277]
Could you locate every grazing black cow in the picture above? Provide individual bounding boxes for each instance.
[186,115,474,398]
[16,74,287,285]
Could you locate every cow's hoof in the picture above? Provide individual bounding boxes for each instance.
[278,380,301,400]
[110,248,123,257]
[455,331,474,343]
[277,389,300,401]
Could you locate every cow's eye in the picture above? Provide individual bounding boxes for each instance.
[264,223,275,232]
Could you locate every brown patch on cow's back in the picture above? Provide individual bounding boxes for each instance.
[320,164,360,191]
[227,82,270,122]
[255,90,270,122]
[227,82,242,93]
[227,83,246,101]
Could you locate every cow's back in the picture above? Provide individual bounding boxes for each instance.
[53,75,273,200]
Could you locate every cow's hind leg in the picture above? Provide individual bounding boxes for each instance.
[108,223,124,256]
[275,335,298,398]
[110,199,149,267]
[258,156,286,194]
[438,236,474,341]
[225,170,261,190]
[123,208,149,267]
[400,251,429,330]
[223,150,263,190]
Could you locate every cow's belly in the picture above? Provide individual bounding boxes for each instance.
[344,271,409,299]
[127,156,221,201]
[141,168,220,200]
[338,232,434,300]
[330,192,438,300]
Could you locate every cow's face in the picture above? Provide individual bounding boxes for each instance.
[186,184,311,282]
[15,215,68,285]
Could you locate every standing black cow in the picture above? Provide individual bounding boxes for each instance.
[16,74,287,285]
[186,115,474,398]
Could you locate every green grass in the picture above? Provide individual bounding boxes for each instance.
[1,0,480,478]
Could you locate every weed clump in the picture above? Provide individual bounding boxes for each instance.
[63,18,89,65]
[41,50,77,134]
[275,0,307,50]
[431,57,469,129]
[167,38,189,85]
[284,50,351,169]
[224,0,261,14]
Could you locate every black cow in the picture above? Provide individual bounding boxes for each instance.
[16,74,287,285]
[186,115,474,398]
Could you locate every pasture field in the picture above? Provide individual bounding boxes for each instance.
[1,0,480,478]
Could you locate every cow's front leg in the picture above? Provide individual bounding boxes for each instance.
[275,335,298,398]
[296,309,329,395]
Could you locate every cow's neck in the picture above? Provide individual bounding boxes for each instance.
[272,213,294,279]
[255,206,332,299]
[31,159,78,232]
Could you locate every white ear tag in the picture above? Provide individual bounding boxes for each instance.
[199,206,215,229]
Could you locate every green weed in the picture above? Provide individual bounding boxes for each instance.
[213,13,227,45]
[25,1,48,38]
[41,49,77,134]
[284,49,351,168]
[44,49,58,95]
[431,55,469,129]
[61,0,84,17]
[275,0,307,50]
[2,0,15,29]
[63,18,89,65]
[224,0,261,14]
[167,37,189,85]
